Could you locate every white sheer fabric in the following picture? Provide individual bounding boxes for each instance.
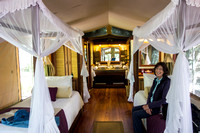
[141,47,151,65]
[172,0,200,7]
[65,37,90,103]
[131,0,200,133]
[0,0,86,133]
[186,0,200,7]
[81,56,90,103]
[127,37,145,102]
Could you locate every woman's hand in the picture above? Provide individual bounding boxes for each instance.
[142,104,152,115]
[142,104,149,110]
[145,109,152,115]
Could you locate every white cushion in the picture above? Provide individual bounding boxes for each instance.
[134,90,147,106]
[46,76,73,98]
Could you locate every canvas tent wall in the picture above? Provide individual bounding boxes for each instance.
[0,0,89,132]
[0,42,20,110]
[128,0,200,133]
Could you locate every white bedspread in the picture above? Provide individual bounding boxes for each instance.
[0,91,84,133]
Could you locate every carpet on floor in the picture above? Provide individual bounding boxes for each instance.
[92,121,124,133]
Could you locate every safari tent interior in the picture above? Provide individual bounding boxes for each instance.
[0,0,200,133]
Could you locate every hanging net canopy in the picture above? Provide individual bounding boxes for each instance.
[0,0,89,133]
[128,0,200,133]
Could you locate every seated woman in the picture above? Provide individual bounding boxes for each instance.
[132,62,170,133]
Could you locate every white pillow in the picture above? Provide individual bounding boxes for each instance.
[143,73,155,98]
[46,76,73,98]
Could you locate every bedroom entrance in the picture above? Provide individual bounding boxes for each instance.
[83,26,131,89]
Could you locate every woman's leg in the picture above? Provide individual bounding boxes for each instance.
[132,106,151,133]
[132,105,143,112]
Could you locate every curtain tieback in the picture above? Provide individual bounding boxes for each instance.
[36,55,42,59]
[178,49,185,55]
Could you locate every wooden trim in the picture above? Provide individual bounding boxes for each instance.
[87,42,91,89]
[69,108,83,133]
[173,54,178,62]
[77,54,83,97]
[33,57,37,74]
[190,93,200,100]
[134,50,139,93]
[15,48,21,101]
[68,48,72,75]
[51,52,57,76]
[63,46,67,75]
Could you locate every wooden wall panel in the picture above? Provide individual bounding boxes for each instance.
[55,46,65,76]
[51,46,81,93]
[71,51,78,78]
[64,47,72,75]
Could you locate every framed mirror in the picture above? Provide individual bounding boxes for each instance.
[139,45,160,66]
[101,47,120,61]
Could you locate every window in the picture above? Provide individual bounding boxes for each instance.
[101,47,120,61]
[19,49,34,99]
[186,44,200,97]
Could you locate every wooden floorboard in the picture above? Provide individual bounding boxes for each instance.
[73,88,134,133]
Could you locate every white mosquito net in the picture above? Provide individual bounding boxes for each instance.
[0,0,90,132]
[128,0,200,133]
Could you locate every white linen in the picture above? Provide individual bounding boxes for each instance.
[143,73,155,88]
[0,125,27,133]
[0,91,84,133]
[133,90,147,106]
[52,91,84,128]
[0,110,18,121]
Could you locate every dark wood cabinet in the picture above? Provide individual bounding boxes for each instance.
[93,69,127,88]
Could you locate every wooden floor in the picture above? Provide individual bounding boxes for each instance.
[73,88,134,133]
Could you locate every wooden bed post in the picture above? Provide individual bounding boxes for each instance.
[134,50,139,94]
[77,53,83,98]
[86,41,91,90]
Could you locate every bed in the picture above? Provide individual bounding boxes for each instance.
[0,76,84,133]
[0,91,83,133]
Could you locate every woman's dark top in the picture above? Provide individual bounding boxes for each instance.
[147,76,170,111]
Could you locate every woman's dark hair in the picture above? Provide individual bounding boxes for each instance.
[154,62,169,76]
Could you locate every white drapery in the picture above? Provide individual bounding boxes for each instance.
[63,36,90,103]
[0,0,89,132]
[129,0,200,132]
[140,46,151,65]
[127,37,146,102]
